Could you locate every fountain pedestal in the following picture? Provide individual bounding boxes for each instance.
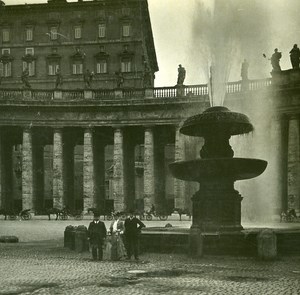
[192,181,243,232]
[170,106,267,253]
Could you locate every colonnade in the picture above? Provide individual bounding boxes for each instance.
[0,125,194,214]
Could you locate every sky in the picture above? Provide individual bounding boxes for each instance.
[5,0,300,86]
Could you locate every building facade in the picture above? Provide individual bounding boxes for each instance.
[0,0,157,90]
[0,1,299,219]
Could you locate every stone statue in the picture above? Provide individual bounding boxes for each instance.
[55,68,63,89]
[270,48,282,72]
[84,69,94,89]
[143,65,152,88]
[176,64,186,86]
[241,59,249,80]
[21,68,31,89]
[289,44,300,69]
[115,71,124,88]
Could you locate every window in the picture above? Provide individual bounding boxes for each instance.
[25,48,34,56]
[98,24,106,38]
[2,48,10,55]
[23,61,35,76]
[72,62,83,75]
[50,27,58,40]
[0,62,12,77]
[122,24,130,37]
[25,28,33,41]
[122,7,131,16]
[96,60,107,74]
[74,26,81,39]
[2,29,10,42]
[48,63,59,76]
[121,59,131,72]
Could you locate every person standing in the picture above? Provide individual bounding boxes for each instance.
[124,210,145,261]
[109,213,127,261]
[289,44,300,69]
[87,213,107,261]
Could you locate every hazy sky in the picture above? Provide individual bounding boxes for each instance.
[5,0,300,86]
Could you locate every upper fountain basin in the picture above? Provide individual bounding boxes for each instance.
[169,158,267,182]
[180,106,253,137]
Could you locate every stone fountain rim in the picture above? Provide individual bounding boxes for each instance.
[180,106,253,136]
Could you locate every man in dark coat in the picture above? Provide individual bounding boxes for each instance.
[88,213,107,261]
[124,210,145,260]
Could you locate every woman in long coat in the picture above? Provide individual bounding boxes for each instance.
[108,213,127,261]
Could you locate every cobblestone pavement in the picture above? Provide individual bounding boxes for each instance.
[0,220,300,294]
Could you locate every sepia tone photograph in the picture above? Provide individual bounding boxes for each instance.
[0,0,300,294]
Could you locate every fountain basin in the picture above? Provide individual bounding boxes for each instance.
[180,106,253,137]
[169,158,267,182]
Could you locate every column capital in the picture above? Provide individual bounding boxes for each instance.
[84,127,94,133]
[288,114,299,121]
[53,127,63,133]
[144,125,155,131]
[23,127,33,133]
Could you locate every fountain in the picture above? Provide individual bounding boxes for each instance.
[169,106,268,238]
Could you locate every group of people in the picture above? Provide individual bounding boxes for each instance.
[87,210,145,262]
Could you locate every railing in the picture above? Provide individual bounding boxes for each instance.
[123,88,145,98]
[31,90,54,100]
[0,78,272,102]
[62,90,84,100]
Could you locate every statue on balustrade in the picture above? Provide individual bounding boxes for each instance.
[21,68,31,89]
[84,69,94,89]
[55,68,63,89]
[270,48,282,72]
[115,71,124,88]
[176,64,186,86]
[289,44,300,69]
[143,65,153,88]
[241,59,249,80]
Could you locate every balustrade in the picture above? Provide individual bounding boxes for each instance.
[0,78,273,101]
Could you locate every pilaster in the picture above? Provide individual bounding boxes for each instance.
[53,128,64,209]
[83,128,95,212]
[287,115,300,212]
[22,128,34,210]
[144,127,155,212]
[174,126,186,210]
[112,128,125,212]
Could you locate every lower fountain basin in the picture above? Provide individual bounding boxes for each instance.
[169,158,267,182]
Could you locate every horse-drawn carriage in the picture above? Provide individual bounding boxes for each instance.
[280,209,298,222]
[0,208,32,220]
[35,207,83,220]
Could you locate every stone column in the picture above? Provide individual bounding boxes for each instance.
[64,138,75,210]
[144,127,155,212]
[22,128,34,210]
[83,128,95,212]
[34,144,45,212]
[174,126,186,210]
[287,115,300,212]
[154,133,166,213]
[53,129,64,209]
[0,132,3,209]
[94,136,105,210]
[112,128,125,212]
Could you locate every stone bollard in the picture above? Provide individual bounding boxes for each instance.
[189,228,204,257]
[257,229,277,260]
[64,225,76,250]
[75,225,89,253]
[0,236,19,243]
